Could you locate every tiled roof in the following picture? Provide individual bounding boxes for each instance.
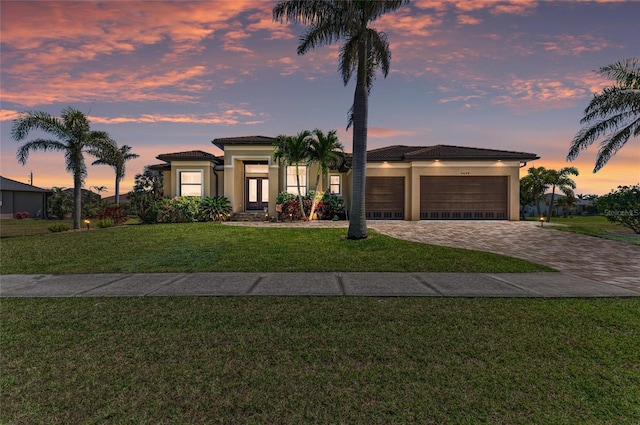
[212,135,277,150]
[156,150,221,163]
[0,176,50,192]
[363,145,539,161]
[148,163,171,171]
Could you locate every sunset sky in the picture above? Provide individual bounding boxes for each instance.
[1,0,639,197]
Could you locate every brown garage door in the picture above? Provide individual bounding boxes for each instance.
[366,177,404,220]
[420,176,508,220]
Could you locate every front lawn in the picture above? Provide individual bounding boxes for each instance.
[539,216,640,245]
[2,297,638,424]
[0,222,551,274]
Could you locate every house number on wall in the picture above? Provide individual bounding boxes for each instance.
[460,172,470,175]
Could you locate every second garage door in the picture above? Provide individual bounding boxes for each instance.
[365,177,404,220]
[420,176,508,220]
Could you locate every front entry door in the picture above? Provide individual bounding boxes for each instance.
[246,177,269,211]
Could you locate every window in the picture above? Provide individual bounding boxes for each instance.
[179,171,203,197]
[286,165,307,196]
[329,174,341,195]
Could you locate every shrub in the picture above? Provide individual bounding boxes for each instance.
[278,199,314,220]
[97,205,127,225]
[198,196,232,222]
[48,223,70,233]
[97,218,115,228]
[279,199,303,220]
[15,211,29,219]
[155,197,200,223]
[317,191,346,220]
[596,184,640,234]
[276,191,296,205]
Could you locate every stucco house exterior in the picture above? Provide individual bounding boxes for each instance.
[0,176,50,219]
[151,136,539,221]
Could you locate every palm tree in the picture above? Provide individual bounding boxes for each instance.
[544,167,579,222]
[89,144,139,206]
[520,166,549,219]
[273,0,409,239]
[567,58,640,172]
[273,130,313,220]
[308,129,345,220]
[11,107,115,229]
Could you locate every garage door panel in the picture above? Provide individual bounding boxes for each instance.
[420,176,507,220]
[366,177,404,220]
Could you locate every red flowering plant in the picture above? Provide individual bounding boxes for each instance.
[97,205,127,225]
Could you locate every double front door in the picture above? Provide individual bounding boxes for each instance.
[246,177,268,211]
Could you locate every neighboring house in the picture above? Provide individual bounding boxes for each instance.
[0,176,50,219]
[103,193,131,205]
[151,136,539,221]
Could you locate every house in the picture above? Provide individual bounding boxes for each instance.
[0,176,50,219]
[151,136,539,221]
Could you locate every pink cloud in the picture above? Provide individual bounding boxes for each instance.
[542,34,616,56]
[368,127,417,139]
[492,77,587,109]
[0,109,21,121]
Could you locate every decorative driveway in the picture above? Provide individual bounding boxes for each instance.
[226,220,640,291]
[369,221,640,291]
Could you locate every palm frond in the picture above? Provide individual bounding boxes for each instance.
[11,111,68,141]
[16,139,67,165]
[567,57,640,170]
[598,57,640,89]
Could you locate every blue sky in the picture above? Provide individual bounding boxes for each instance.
[1,0,639,196]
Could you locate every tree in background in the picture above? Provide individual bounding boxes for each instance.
[129,167,164,218]
[47,187,73,220]
[89,144,139,206]
[273,131,313,220]
[596,184,640,234]
[520,166,549,219]
[568,58,640,172]
[308,129,344,220]
[273,0,409,239]
[544,167,579,222]
[11,107,115,229]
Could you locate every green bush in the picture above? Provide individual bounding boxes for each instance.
[48,223,70,233]
[276,191,296,205]
[97,218,115,228]
[48,187,73,219]
[198,196,232,222]
[596,184,640,234]
[142,196,233,224]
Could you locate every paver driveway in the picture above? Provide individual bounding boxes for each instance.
[226,220,640,291]
[369,221,640,291]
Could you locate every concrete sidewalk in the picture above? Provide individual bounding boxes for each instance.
[2,272,639,298]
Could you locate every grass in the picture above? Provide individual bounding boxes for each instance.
[2,297,639,424]
[535,216,640,246]
[0,222,551,274]
[0,219,74,238]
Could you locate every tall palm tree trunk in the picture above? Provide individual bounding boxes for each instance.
[73,172,82,229]
[115,176,121,206]
[347,40,369,239]
[295,164,306,219]
[309,173,322,220]
[546,187,557,222]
